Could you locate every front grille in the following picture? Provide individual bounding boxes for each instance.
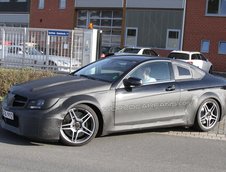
[13,95,27,107]
[2,115,19,127]
[6,93,27,108]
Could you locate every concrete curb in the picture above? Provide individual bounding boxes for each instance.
[153,116,226,141]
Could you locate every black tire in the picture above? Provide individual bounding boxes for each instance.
[60,104,99,146]
[194,99,220,132]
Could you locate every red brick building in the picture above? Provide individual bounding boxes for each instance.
[28,0,226,72]
[30,0,75,29]
[184,0,226,72]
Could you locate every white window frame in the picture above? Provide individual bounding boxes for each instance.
[125,27,138,47]
[201,40,210,53]
[172,62,193,80]
[38,0,45,9]
[59,0,66,9]
[218,41,226,54]
[77,10,122,47]
[206,0,226,16]
[166,29,181,50]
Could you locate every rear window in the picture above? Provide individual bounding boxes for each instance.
[122,48,140,54]
[168,53,189,60]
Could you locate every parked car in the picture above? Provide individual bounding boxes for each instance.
[168,51,213,73]
[100,46,121,58]
[1,55,226,146]
[0,45,81,72]
[115,47,159,56]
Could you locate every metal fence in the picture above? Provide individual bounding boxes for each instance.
[0,27,98,73]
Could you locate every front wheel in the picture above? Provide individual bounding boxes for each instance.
[60,104,99,146]
[194,99,220,132]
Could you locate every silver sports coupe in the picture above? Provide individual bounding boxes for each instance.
[1,55,226,146]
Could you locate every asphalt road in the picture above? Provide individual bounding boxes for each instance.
[0,126,226,172]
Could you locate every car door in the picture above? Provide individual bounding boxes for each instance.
[171,61,201,118]
[191,53,203,69]
[115,61,181,125]
[199,54,211,72]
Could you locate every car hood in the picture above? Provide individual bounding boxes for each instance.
[10,75,112,99]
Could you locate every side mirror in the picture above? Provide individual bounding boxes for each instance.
[123,77,142,88]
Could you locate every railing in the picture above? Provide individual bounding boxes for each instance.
[0,27,98,73]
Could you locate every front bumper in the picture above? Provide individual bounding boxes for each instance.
[0,103,64,142]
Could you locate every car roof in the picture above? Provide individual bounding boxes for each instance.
[123,47,153,50]
[109,54,166,62]
[109,55,202,70]
[170,50,201,55]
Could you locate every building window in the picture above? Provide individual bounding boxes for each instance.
[0,0,10,2]
[59,0,66,9]
[77,10,122,47]
[201,40,210,53]
[125,28,138,47]
[38,0,45,9]
[17,0,27,2]
[219,41,226,54]
[166,29,180,50]
[206,0,226,15]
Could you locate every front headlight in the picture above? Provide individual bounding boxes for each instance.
[27,99,45,109]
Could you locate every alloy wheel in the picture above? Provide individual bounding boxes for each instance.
[197,99,220,131]
[60,105,98,146]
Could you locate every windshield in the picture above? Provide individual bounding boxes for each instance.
[74,58,139,83]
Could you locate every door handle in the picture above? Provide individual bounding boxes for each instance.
[165,85,176,91]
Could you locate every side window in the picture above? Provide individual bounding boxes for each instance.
[143,50,151,55]
[129,61,172,85]
[173,63,192,80]
[191,54,200,60]
[200,54,207,61]
[178,66,190,76]
[142,49,148,55]
[150,50,158,56]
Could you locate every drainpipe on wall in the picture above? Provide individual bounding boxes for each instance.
[180,0,187,50]
[120,0,126,48]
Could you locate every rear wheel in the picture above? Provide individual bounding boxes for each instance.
[194,99,220,131]
[60,104,99,146]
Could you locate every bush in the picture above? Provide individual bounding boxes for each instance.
[0,68,55,99]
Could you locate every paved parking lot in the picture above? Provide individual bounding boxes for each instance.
[156,116,226,141]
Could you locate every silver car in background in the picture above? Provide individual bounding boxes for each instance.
[0,45,81,72]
